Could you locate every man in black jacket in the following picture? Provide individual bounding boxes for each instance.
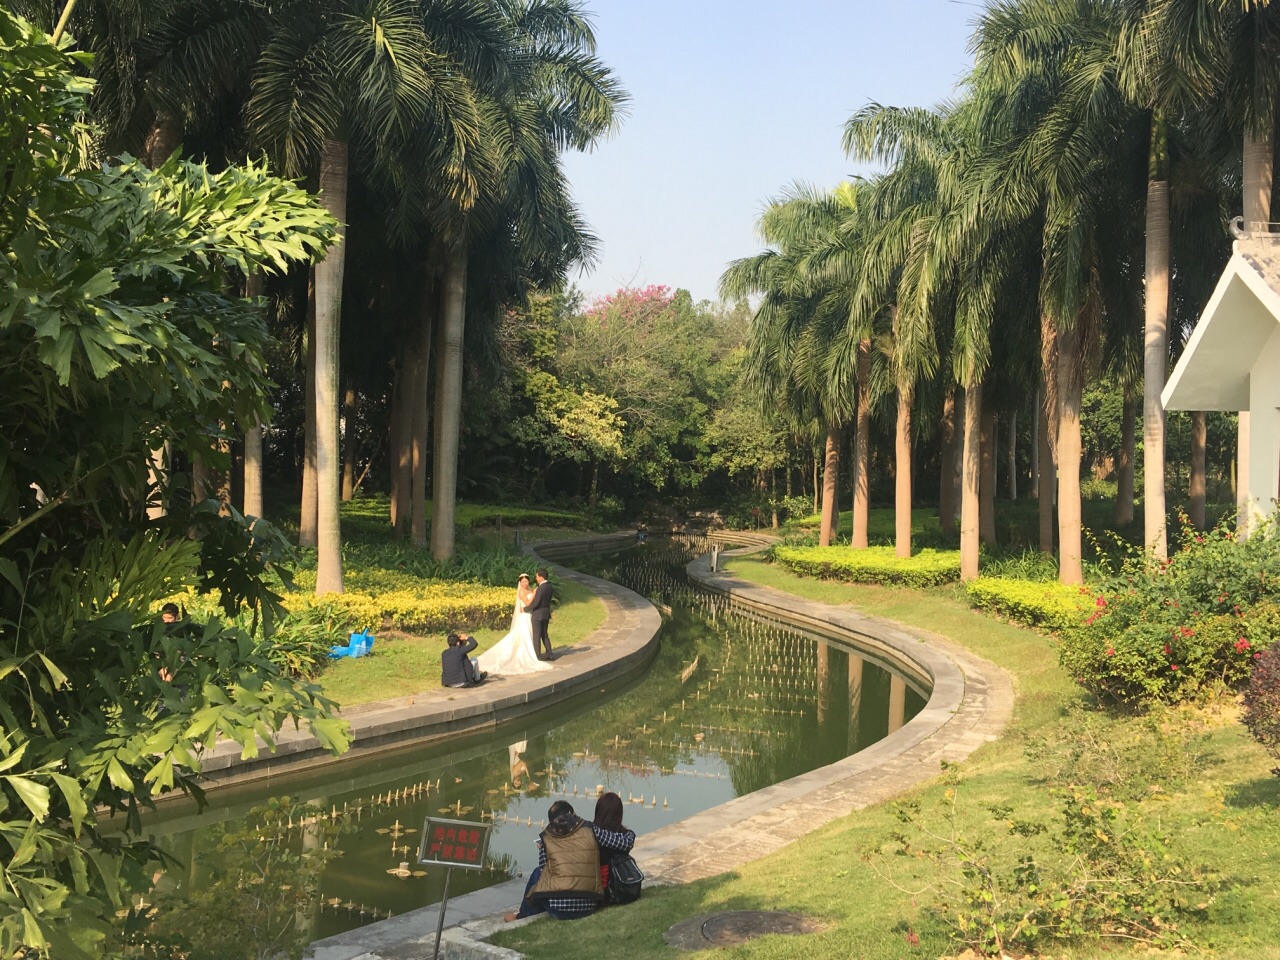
[525,568,555,660]
[441,632,486,687]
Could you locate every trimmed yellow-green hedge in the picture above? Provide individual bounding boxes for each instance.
[964,576,1092,632]
[283,581,512,634]
[772,545,961,587]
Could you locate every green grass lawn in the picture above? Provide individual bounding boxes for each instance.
[297,499,610,709]
[315,576,605,708]
[490,555,1280,960]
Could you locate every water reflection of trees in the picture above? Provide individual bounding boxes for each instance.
[551,538,923,800]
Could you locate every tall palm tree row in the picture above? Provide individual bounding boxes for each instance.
[48,0,627,586]
[725,0,1274,585]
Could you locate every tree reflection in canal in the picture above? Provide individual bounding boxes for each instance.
[145,537,925,943]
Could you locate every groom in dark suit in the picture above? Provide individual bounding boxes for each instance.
[526,568,555,660]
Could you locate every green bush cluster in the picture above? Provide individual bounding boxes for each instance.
[339,496,584,543]
[772,544,961,587]
[1057,518,1280,704]
[964,576,1092,631]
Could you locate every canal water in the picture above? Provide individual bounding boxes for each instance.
[144,537,927,941]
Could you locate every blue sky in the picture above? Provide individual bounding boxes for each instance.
[560,1,981,305]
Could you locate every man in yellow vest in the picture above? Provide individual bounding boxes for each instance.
[509,800,636,920]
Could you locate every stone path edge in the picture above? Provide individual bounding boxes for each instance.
[309,534,1015,960]
[193,532,661,789]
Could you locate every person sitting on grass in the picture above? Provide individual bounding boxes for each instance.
[441,631,487,688]
[593,792,630,901]
[507,798,635,921]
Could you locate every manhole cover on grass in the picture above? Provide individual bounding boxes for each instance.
[664,911,821,950]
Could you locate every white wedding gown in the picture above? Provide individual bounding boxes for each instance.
[477,597,551,676]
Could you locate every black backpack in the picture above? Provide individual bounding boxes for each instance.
[606,853,644,905]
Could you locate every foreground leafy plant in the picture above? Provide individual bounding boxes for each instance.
[0,14,345,957]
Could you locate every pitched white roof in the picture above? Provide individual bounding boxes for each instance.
[1163,236,1280,411]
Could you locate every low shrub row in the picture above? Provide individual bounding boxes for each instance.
[772,544,961,587]
[964,576,1092,632]
[282,583,513,634]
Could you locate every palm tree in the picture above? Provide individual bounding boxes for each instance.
[967,0,1151,583]
[242,0,509,589]
[425,0,628,559]
[721,186,859,548]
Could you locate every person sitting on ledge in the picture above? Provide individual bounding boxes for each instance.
[441,631,487,688]
[506,799,635,921]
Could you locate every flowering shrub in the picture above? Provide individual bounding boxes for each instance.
[965,577,1092,631]
[1058,517,1280,703]
[772,545,961,587]
[1243,634,1280,775]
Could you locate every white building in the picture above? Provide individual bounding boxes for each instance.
[1162,220,1280,522]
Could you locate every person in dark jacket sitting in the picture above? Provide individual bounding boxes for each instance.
[441,632,486,687]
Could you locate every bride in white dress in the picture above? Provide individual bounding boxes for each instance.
[477,574,552,676]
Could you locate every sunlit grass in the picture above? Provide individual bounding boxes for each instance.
[490,554,1280,960]
[315,578,605,708]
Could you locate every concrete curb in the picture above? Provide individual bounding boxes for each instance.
[311,534,1015,960]
[197,533,660,789]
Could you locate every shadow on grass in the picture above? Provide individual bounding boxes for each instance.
[1225,774,1280,810]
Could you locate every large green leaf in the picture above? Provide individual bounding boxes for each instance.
[3,775,50,820]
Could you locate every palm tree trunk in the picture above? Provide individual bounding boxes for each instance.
[812,447,820,515]
[1115,389,1136,525]
[214,437,231,516]
[979,404,996,546]
[1030,386,1040,499]
[191,455,209,504]
[1056,322,1084,585]
[147,443,168,520]
[313,139,348,595]
[144,113,181,169]
[852,339,872,548]
[341,382,357,501]
[894,382,913,559]
[1006,409,1018,501]
[242,271,265,520]
[430,243,468,560]
[1239,126,1274,536]
[1039,317,1059,555]
[243,427,263,518]
[1190,410,1207,530]
[411,281,436,548]
[938,386,958,534]
[960,379,982,581]
[1143,164,1171,559]
[143,114,182,522]
[300,280,318,548]
[819,424,841,547]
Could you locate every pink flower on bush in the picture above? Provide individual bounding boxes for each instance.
[1171,664,1180,671]
[1162,644,1172,655]
[1235,638,1251,652]
[1095,595,1107,608]
[1106,648,1116,657]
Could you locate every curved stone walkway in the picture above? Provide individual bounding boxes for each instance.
[197,532,660,787]
[310,536,1014,960]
